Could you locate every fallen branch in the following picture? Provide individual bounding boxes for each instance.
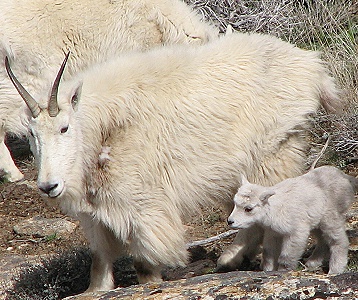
[310,134,331,170]
[186,229,238,249]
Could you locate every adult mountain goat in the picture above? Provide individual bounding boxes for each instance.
[6,31,341,292]
[0,0,217,182]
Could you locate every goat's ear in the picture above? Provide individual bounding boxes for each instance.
[259,190,275,204]
[71,82,82,111]
[240,174,249,185]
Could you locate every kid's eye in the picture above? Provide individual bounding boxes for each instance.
[60,126,69,134]
[244,206,253,213]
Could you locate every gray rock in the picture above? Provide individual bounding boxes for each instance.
[13,216,77,239]
[64,271,358,299]
[0,254,44,300]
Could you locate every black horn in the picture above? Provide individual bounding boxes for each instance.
[48,51,70,117]
[5,56,41,118]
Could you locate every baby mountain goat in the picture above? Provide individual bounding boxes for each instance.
[6,31,341,293]
[228,166,358,274]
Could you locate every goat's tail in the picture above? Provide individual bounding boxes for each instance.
[318,71,343,114]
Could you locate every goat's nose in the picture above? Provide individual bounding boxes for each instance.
[227,219,234,226]
[38,183,58,195]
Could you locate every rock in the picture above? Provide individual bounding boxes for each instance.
[13,216,77,239]
[64,271,358,299]
[0,254,44,300]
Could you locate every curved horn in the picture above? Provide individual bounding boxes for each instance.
[48,51,70,117]
[4,56,41,118]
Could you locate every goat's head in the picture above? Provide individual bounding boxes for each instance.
[227,174,275,229]
[5,53,83,199]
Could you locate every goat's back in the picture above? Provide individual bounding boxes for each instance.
[274,166,356,215]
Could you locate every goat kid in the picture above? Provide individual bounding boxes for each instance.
[228,166,358,274]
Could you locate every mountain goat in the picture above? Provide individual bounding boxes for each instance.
[228,166,358,274]
[6,31,341,292]
[0,0,218,182]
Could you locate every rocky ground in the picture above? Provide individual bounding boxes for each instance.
[66,271,358,299]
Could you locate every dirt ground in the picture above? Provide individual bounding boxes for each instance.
[0,157,83,258]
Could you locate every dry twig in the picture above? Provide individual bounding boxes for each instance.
[186,229,238,248]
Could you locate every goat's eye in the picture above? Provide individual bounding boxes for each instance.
[60,126,69,134]
[244,206,253,213]
[29,130,34,137]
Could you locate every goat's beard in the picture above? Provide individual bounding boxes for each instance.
[58,177,93,217]
[42,194,61,209]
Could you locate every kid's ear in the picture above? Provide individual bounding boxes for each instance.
[259,190,275,204]
[71,81,82,110]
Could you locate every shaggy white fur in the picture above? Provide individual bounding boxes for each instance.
[0,0,217,182]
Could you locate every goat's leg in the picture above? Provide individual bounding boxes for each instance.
[278,230,309,271]
[323,221,349,274]
[129,211,188,283]
[305,229,330,270]
[0,134,24,182]
[133,260,163,284]
[88,250,115,292]
[79,213,123,292]
[217,224,263,271]
[261,230,282,271]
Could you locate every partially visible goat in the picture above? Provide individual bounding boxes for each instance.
[0,0,218,181]
[6,31,341,292]
[228,166,358,274]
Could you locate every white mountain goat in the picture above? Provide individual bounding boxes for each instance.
[228,166,358,274]
[0,0,218,182]
[6,31,341,292]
